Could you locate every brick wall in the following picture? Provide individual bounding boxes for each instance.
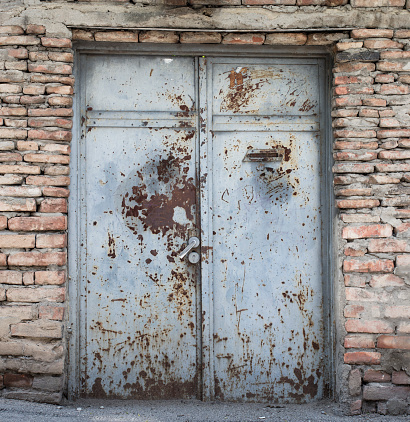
[0,21,409,415]
[0,25,72,403]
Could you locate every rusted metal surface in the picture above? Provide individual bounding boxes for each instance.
[201,58,327,402]
[77,54,328,402]
[79,55,199,399]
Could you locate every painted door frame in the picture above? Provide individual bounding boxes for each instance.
[68,43,335,401]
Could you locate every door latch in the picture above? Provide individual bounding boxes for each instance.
[179,237,200,262]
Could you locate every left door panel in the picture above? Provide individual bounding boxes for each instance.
[78,55,199,398]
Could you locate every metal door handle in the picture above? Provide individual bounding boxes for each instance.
[179,237,200,260]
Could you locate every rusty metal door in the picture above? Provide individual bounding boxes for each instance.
[77,55,200,398]
[199,57,329,402]
[73,53,329,401]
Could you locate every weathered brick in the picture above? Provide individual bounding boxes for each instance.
[376,163,410,172]
[0,234,35,248]
[139,31,179,43]
[28,108,73,117]
[333,151,377,161]
[36,234,66,249]
[385,306,410,318]
[11,319,62,339]
[0,84,22,94]
[344,351,381,365]
[345,319,393,334]
[31,75,74,86]
[364,383,410,401]
[3,373,33,388]
[38,305,64,321]
[48,52,73,63]
[392,371,410,385]
[8,216,67,232]
[0,271,22,285]
[379,150,410,160]
[8,252,66,267]
[336,51,380,63]
[0,175,23,185]
[398,322,410,334]
[4,119,27,128]
[28,129,71,141]
[71,29,94,41]
[368,239,409,253]
[364,39,403,49]
[344,274,367,287]
[337,199,380,209]
[24,153,70,164]
[346,286,389,301]
[0,217,7,231]
[26,176,70,186]
[333,163,374,173]
[334,140,378,150]
[380,84,409,95]
[334,129,376,138]
[351,29,394,38]
[26,25,45,35]
[35,271,65,286]
[0,26,24,35]
[23,272,34,286]
[377,61,410,72]
[94,31,139,43]
[0,198,36,212]
[333,62,375,73]
[343,258,394,273]
[45,86,73,95]
[42,187,69,197]
[0,36,39,46]
[28,63,72,75]
[0,164,40,174]
[0,70,24,83]
[41,38,72,48]
[38,198,67,213]
[333,97,363,107]
[378,335,410,349]
[0,128,26,139]
[47,97,72,107]
[44,166,69,176]
[344,305,365,318]
[342,224,392,239]
[0,152,22,162]
[222,34,265,45]
[368,174,401,184]
[20,96,45,105]
[0,186,41,197]
[6,286,65,302]
[264,33,307,45]
[17,141,38,151]
[23,85,45,95]
[7,48,28,59]
[345,335,375,348]
[41,144,70,154]
[364,370,391,383]
[381,51,410,59]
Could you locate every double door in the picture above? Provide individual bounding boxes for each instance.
[72,53,330,401]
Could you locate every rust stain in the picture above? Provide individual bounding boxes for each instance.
[107,231,116,259]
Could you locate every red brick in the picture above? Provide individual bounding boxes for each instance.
[380,51,410,59]
[345,319,393,334]
[344,351,381,365]
[392,371,410,385]
[0,36,39,45]
[0,84,22,94]
[342,224,392,239]
[39,198,67,213]
[71,29,94,41]
[28,129,71,141]
[0,107,26,117]
[23,85,46,96]
[368,239,408,253]
[377,129,410,138]
[243,0,295,3]
[139,31,179,44]
[36,234,67,249]
[24,153,70,164]
[6,286,65,302]
[94,31,139,43]
[0,216,7,230]
[336,42,364,52]
[334,86,374,95]
[343,258,394,273]
[11,319,62,339]
[344,244,366,256]
[20,96,46,105]
[379,117,401,127]
[222,34,265,45]
[26,176,70,186]
[0,198,36,212]
[344,335,375,348]
[351,29,393,38]
[364,370,391,383]
[41,144,70,154]
[44,166,69,176]
[45,86,73,95]
[23,272,34,286]
[29,51,48,61]
[0,254,6,266]
[42,187,70,197]
[8,252,66,267]
[385,306,410,318]
[376,163,410,172]
[41,38,72,48]
[346,287,389,301]
[375,74,395,83]
[35,271,65,286]
[379,150,410,160]
[337,199,380,209]
[8,216,67,232]
[17,141,38,151]
[39,305,64,320]
[359,108,381,118]
[306,33,345,45]
[3,374,33,388]
[0,128,27,139]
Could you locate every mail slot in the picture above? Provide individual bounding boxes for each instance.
[243,148,284,162]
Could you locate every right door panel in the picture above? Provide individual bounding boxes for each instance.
[205,58,328,402]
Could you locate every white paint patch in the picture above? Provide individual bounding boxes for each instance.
[173,206,189,225]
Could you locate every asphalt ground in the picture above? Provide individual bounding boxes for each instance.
[0,398,409,422]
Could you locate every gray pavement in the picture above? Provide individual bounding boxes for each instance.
[0,398,409,422]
